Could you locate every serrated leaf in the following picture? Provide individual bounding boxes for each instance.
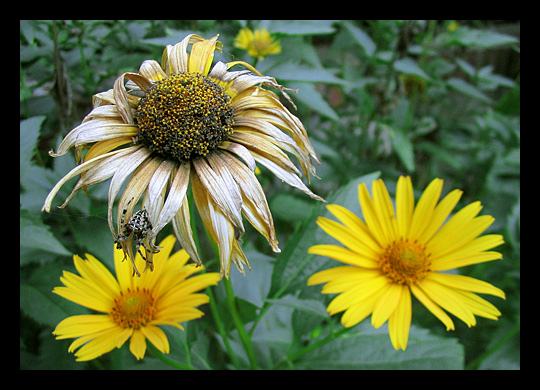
[342,21,376,57]
[20,211,71,257]
[288,82,339,121]
[447,78,493,104]
[20,116,46,175]
[270,62,348,86]
[295,323,464,369]
[20,283,72,327]
[394,57,431,81]
[439,27,518,48]
[268,20,336,36]
[265,295,328,319]
[384,124,415,173]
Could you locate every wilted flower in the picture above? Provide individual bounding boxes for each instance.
[43,34,322,277]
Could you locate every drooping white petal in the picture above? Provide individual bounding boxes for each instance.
[151,163,190,240]
[143,159,175,228]
[191,171,235,278]
[50,121,137,157]
[218,150,279,252]
[193,156,244,238]
[42,148,132,213]
[218,141,257,172]
[107,146,152,236]
[172,195,202,266]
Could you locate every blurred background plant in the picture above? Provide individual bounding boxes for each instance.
[20,20,519,370]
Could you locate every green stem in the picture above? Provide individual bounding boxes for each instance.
[465,321,520,370]
[403,19,437,133]
[206,286,242,369]
[224,278,259,369]
[147,342,197,370]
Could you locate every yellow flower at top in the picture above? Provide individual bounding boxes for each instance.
[234,27,282,60]
[308,177,505,350]
[447,21,460,32]
[53,235,220,361]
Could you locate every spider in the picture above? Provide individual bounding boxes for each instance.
[115,208,155,276]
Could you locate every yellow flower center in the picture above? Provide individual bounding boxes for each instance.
[379,239,431,285]
[135,73,235,162]
[110,287,156,329]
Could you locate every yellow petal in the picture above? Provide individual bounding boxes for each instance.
[188,35,221,76]
[72,327,123,361]
[315,217,380,260]
[371,283,403,329]
[452,289,502,319]
[418,189,462,244]
[308,244,379,268]
[325,204,380,254]
[388,286,412,350]
[408,178,443,241]
[416,278,476,327]
[141,325,170,354]
[53,314,116,339]
[129,329,147,360]
[410,283,455,331]
[371,179,399,244]
[428,215,495,259]
[396,176,414,238]
[358,183,387,248]
[74,254,120,300]
[341,291,381,328]
[327,275,388,315]
[428,272,505,299]
[426,201,483,250]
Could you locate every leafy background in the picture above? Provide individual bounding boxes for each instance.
[20,20,520,370]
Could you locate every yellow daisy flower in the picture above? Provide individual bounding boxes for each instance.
[308,176,505,350]
[42,34,322,277]
[53,234,220,361]
[234,27,282,60]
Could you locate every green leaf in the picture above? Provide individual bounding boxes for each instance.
[288,83,339,121]
[416,141,462,170]
[265,295,328,319]
[384,124,415,173]
[270,62,348,86]
[269,172,380,299]
[295,323,464,369]
[447,78,493,104]
[20,283,72,327]
[270,193,315,223]
[393,57,431,81]
[438,27,518,48]
[342,21,376,57]
[20,210,71,258]
[268,20,337,36]
[288,82,339,121]
[20,116,46,174]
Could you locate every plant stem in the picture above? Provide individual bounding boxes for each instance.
[223,278,259,369]
[147,342,197,370]
[206,286,242,369]
[465,320,520,370]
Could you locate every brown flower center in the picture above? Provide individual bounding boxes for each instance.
[135,73,234,162]
[110,287,156,329]
[379,238,431,285]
